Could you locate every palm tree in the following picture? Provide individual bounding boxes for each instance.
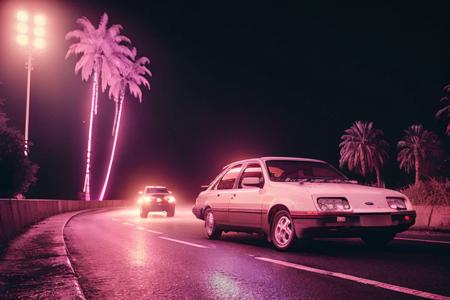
[437,85,450,135]
[99,49,151,200]
[339,121,389,187]
[397,124,441,185]
[66,13,133,200]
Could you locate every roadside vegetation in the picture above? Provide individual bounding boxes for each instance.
[401,179,450,206]
[339,89,449,198]
[0,105,38,198]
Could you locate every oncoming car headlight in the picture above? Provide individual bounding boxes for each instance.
[387,197,406,210]
[164,196,176,203]
[317,197,351,211]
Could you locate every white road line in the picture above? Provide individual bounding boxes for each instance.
[136,226,146,231]
[395,237,450,245]
[159,236,207,248]
[255,257,450,300]
[122,222,134,226]
[145,229,163,234]
[111,218,120,222]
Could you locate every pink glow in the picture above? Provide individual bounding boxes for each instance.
[99,96,124,200]
[83,70,98,200]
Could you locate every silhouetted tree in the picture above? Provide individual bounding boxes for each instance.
[0,108,38,198]
[397,124,442,185]
[339,121,389,187]
[437,85,450,135]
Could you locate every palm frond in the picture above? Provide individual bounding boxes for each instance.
[76,17,96,33]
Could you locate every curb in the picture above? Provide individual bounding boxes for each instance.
[62,207,123,300]
[62,209,91,300]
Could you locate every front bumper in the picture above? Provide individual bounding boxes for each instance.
[292,211,416,238]
[142,202,174,212]
[192,206,203,219]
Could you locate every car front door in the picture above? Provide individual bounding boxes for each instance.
[228,163,265,229]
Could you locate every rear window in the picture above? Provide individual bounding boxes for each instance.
[145,187,169,194]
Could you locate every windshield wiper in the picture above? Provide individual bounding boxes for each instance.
[297,178,357,184]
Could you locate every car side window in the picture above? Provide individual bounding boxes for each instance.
[216,165,242,190]
[238,163,264,188]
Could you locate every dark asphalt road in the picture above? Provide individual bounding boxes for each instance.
[64,205,450,299]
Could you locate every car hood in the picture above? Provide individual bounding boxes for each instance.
[276,182,409,212]
[301,182,403,197]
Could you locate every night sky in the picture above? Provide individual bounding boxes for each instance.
[0,1,449,202]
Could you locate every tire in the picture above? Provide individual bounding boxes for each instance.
[166,206,175,217]
[204,208,222,239]
[139,207,148,218]
[361,232,394,248]
[271,210,296,251]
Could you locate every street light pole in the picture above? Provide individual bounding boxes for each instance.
[16,10,46,156]
[24,53,32,156]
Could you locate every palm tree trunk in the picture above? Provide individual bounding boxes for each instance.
[94,75,99,115]
[99,88,125,200]
[82,69,99,200]
[375,166,382,187]
[359,145,367,176]
[112,100,119,136]
[414,149,420,185]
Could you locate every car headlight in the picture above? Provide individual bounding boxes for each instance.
[317,197,351,211]
[165,196,176,203]
[387,197,406,210]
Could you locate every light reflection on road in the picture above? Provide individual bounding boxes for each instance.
[210,271,249,299]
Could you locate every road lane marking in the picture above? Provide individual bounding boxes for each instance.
[111,218,120,222]
[122,222,134,226]
[145,229,163,234]
[159,237,207,248]
[395,237,450,245]
[136,226,146,231]
[254,257,450,300]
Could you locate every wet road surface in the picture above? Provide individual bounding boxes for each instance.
[64,205,450,299]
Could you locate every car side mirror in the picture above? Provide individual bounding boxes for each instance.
[242,177,262,188]
[201,185,209,191]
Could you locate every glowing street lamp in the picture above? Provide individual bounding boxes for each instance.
[15,10,47,156]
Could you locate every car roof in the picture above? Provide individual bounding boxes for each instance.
[223,156,325,169]
[145,186,167,189]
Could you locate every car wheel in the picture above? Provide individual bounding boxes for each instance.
[361,232,394,248]
[139,207,148,218]
[271,210,296,251]
[204,208,222,240]
[166,206,175,217]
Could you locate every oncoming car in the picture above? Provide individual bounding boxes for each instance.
[138,186,176,218]
[192,157,416,250]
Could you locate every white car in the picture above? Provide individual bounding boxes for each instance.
[192,157,416,250]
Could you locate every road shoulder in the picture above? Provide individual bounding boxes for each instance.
[0,210,88,299]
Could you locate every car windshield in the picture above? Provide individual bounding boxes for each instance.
[145,187,169,194]
[265,160,347,182]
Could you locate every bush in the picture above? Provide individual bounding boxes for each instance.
[0,117,39,198]
[400,179,450,206]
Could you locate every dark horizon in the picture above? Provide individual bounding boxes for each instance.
[0,0,449,202]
